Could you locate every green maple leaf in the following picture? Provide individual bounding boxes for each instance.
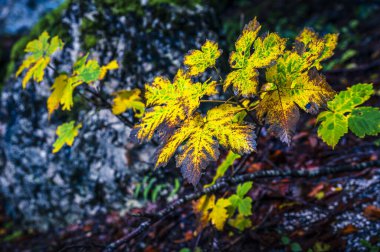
[52,121,82,153]
[317,83,380,148]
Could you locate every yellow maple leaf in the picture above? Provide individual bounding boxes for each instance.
[209,198,231,231]
[111,88,145,117]
[154,104,256,185]
[47,74,68,116]
[46,55,118,116]
[60,78,76,111]
[295,28,338,70]
[133,69,217,143]
[184,40,222,76]
[193,195,216,229]
[256,50,335,143]
[224,18,286,97]
[52,121,82,153]
[16,31,64,88]
[99,60,119,80]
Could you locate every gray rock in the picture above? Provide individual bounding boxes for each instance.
[0,1,219,230]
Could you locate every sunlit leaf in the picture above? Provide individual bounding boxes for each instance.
[228,182,253,216]
[133,69,217,143]
[236,182,253,197]
[16,31,64,88]
[205,151,241,188]
[256,53,335,144]
[47,74,68,116]
[209,198,231,231]
[52,121,82,153]
[184,40,222,76]
[224,18,286,97]
[193,195,216,228]
[112,88,145,117]
[99,60,119,80]
[317,111,348,148]
[348,107,380,138]
[154,104,256,185]
[317,83,380,147]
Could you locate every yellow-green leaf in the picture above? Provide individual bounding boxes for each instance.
[229,214,252,231]
[193,195,216,228]
[327,83,373,113]
[133,69,217,143]
[99,60,119,80]
[112,89,145,117]
[317,83,380,147]
[184,40,222,76]
[224,18,286,97]
[209,198,231,231]
[52,121,82,153]
[60,78,75,111]
[256,53,335,144]
[16,31,64,88]
[175,115,220,185]
[348,107,380,138]
[21,57,50,89]
[154,104,256,185]
[74,59,101,83]
[205,151,241,188]
[47,74,68,116]
[295,28,338,70]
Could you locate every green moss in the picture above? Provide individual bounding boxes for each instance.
[83,35,98,50]
[94,0,202,16]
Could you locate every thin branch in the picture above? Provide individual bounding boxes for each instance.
[200,99,238,105]
[103,160,380,252]
[47,64,58,73]
[82,87,135,128]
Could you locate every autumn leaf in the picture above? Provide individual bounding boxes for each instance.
[16,31,64,88]
[99,60,119,80]
[224,18,286,97]
[193,195,216,229]
[363,205,380,220]
[209,198,231,231]
[52,121,82,153]
[317,83,380,148]
[46,55,118,115]
[112,89,145,117]
[132,69,217,143]
[184,40,222,76]
[47,74,77,114]
[253,28,338,144]
[256,51,335,144]
[47,74,69,116]
[154,104,256,185]
[295,28,338,70]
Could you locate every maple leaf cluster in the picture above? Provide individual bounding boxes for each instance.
[133,18,340,185]
[16,19,380,187]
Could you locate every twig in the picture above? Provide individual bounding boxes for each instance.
[81,87,135,128]
[103,160,380,251]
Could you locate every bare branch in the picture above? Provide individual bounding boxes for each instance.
[104,160,380,251]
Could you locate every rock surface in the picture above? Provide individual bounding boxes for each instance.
[0,0,219,230]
